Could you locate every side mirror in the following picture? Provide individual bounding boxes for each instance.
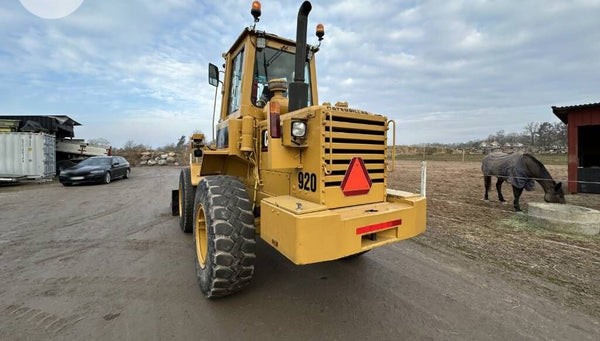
[208,63,219,87]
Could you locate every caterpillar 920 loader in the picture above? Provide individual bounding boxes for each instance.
[171,1,426,298]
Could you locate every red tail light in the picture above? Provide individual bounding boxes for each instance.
[269,101,281,138]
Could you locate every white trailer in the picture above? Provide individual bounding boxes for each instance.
[56,139,111,157]
[0,132,56,182]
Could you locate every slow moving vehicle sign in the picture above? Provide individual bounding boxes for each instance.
[340,157,372,196]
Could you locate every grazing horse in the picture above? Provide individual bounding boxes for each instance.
[482,152,565,211]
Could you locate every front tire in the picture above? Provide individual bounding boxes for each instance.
[178,168,195,233]
[124,168,130,179]
[103,172,111,184]
[193,175,256,298]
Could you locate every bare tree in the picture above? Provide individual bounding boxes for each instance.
[523,122,539,146]
[553,122,567,147]
[123,140,136,150]
[536,122,554,148]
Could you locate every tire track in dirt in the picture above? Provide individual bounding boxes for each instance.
[12,276,188,302]
[2,206,172,251]
[2,303,85,337]
[4,238,189,251]
[2,194,140,245]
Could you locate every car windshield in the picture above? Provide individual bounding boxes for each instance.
[79,158,111,166]
[252,46,311,108]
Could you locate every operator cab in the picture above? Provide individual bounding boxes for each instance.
[208,1,324,123]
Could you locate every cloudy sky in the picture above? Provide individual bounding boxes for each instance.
[1,0,598,148]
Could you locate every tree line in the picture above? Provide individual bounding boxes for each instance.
[90,122,567,153]
[450,121,566,150]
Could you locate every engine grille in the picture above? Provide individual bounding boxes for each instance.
[322,108,387,188]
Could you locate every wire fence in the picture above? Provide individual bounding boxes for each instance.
[390,159,600,186]
[481,174,600,186]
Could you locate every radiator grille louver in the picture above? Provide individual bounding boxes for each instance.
[323,111,386,188]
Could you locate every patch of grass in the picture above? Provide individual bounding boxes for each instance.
[499,214,534,230]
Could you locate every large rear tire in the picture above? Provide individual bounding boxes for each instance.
[193,175,256,298]
[178,168,195,233]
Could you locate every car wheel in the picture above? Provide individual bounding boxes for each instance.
[103,172,111,184]
[124,168,130,179]
[193,175,256,298]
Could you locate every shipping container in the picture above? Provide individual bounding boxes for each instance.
[0,132,56,180]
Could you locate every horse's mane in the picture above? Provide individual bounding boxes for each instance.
[522,153,553,181]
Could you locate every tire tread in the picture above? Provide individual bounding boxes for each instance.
[195,175,256,298]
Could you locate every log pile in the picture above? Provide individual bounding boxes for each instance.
[139,151,182,166]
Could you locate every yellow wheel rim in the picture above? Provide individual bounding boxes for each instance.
[195,204,208,269]
[178,182,183,218]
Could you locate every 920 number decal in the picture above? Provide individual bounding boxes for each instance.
[298,172,317,192]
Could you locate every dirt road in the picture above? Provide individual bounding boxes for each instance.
[1,167,598,340]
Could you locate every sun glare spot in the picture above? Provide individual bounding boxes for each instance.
[20,0,84,20]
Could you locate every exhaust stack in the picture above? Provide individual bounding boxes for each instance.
[288,1,312,112]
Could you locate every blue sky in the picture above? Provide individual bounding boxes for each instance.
[1,0,599,148]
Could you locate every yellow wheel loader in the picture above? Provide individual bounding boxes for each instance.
[171,1,427,298]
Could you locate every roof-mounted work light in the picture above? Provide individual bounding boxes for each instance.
[251,1,261,26]
[315,23,325,50]
[316,23,324,41]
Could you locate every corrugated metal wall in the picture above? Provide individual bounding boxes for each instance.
[0,132,56,178]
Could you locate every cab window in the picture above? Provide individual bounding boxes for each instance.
[228,48,245,114]
[252,46,312,108]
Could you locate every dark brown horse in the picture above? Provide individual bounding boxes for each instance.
[482,152,565,211]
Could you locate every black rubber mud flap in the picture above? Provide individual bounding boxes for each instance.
[171,189,179,216]
[179,168,196,233]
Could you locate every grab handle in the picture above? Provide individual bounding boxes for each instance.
[386,120,396,172]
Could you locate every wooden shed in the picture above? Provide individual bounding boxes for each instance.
[552,102,600,194]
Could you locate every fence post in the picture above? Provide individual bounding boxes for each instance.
[421,161,427,197]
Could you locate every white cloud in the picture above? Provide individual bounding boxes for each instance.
[0,0,598,147]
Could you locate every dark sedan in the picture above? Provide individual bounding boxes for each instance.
[59,156,130,186]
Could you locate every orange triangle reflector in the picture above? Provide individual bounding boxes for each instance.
[341,157,372,196]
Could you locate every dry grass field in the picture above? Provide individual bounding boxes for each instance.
[389,159,600,318]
